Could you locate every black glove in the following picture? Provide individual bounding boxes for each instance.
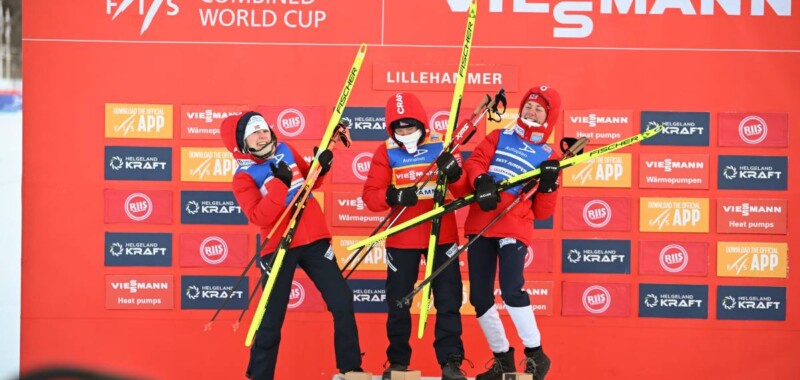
[537,159,560,193]
[270,161,292,187]
[315,147,334,176]
[436,152,462,182]
[473,174,499,211]
[386,186,419,207]
[521,179,538,194]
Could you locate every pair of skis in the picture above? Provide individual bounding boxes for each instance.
[417,0,478,339]
[398,137,589,307]
[202,43,368,347]
[340,87,505,280]
[243,43,368,347]
[347,123,666,252]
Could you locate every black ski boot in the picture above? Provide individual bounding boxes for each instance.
[523,346,551,380]
[441,354,467,380]
[476,347,515,380]
[381,363,408,380]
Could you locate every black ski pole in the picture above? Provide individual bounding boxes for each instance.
[396,137,589,308]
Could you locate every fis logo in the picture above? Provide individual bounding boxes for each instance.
[106,0,180,35]
[718,242,787,278]
[640,198,708,233]
[567,154,629,188]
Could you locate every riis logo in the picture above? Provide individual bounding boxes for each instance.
[717,242,787,278]
[582,200,612,228]
[582,285,612,314]
[718,112,788,147]
[351,152,373,181]
[639,241,708,277]
[106,0,180,35]
[718,156,787,190]
[105,232,171,267]
[105,104,173,139]
[180,148,236,182]
[640,198,709,233]
[564,154,630,188]
[104,146,172,181]
[717,286,786,321]
[639,284,708,319]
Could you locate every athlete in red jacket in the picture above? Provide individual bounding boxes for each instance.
[464,86,561,380]
[221,111,363,380]
[362,93,470,380]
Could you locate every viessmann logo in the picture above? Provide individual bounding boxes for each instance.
[107,0,180,35]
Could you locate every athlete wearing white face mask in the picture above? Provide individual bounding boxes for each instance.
[392,119,424,154]
[362,92,471,380]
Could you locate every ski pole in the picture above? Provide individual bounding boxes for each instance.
[346,124,664,251]
[342,88,506,279]
[397,137,589,308]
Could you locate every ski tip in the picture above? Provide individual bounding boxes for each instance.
[203,322,212,332]
[358,43,367,54]
[232,322,240,332]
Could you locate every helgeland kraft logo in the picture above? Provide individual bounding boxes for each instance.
[717,286,786,321]
[181,275,248,310]
[562,239,630,274]
[718,155,787,190]
[180,191,247,225]
[639,284,708,319]
[105,146,172,181]
[107,0,180,35]
[641,111,709,146]
[105,232,172,267]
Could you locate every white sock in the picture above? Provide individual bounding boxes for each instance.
[477,305,510,353]
[505,303,541,348]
